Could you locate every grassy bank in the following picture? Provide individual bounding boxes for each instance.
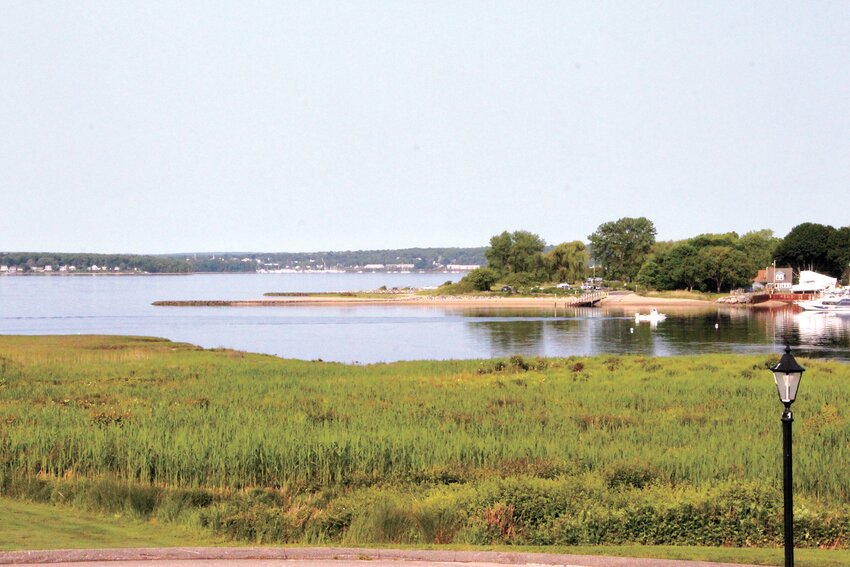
[0,497,223,551]
[4,494,850,565]
[1,336,848,553]
[637,290,722,301]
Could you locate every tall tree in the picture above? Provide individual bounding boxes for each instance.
[775,223,839,275]
[508,231,546,274]
[827,226,850,283]
[588,217,656,282]
[738,229,781,272]
[485,231,514,274]
[546,241,589,283]
[666,243,702,292]
[484,230,546,277]
[696,246,753,293]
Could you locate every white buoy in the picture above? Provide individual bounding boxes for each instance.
[630,327,634,334]
[715,323,719,329]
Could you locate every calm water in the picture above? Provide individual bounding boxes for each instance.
[1,274,848,362]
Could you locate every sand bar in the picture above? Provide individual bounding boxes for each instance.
[153,292,727,309]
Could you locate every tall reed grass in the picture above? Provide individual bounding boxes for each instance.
[1,335,848,546]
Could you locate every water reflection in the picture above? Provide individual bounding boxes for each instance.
[460,306,850,361]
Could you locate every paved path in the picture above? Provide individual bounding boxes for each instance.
[0,547,766,567]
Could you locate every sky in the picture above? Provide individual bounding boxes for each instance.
[2,1,850,254]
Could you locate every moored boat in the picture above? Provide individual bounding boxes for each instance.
[797,291,850,313]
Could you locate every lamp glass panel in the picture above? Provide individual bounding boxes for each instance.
[773,371,802,403]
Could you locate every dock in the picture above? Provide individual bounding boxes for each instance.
[564,290,607,307]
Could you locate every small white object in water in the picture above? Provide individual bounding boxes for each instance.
[635,308,667,323]
[630,327,634,333]
[715,323,719,329]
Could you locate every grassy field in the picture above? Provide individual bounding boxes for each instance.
[1,335,848,557]
[0,497,223,551]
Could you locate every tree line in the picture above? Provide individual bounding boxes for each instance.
[462,219,849,293]
[0,252,192,273]
[639,222,850,292]
[0,247,489,274]
[183,247,488,270]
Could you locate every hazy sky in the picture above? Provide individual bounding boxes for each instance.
[2,1,849,253]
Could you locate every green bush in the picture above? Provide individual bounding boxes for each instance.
[462,268,500,292]
[500,272,541,289]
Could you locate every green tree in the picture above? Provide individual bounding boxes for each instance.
[689,232,739,249]
[636,254,668,290]
[508,231,546,274]
[485,231,514,274]
[484,230,546,278]
[545,241,589,283]
[737,229,781,273]
[636,242,699,291]
[827,226,850,283]
[463,267,500,291]
[695,246,753,292]
[666,243,701,291]
[775,223,839,275]
[588,217,656,282]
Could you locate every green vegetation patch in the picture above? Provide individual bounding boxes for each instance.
[0,497,222,551]
[1,336,849,550]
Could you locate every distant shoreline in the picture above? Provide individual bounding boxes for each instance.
[1,271,462,277]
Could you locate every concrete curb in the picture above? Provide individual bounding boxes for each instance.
[0,546,765,567]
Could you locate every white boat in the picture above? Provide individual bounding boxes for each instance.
[635,308,667,323]
[797,291,850,313]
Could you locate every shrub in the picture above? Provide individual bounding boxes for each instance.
[462,268,500,292]
[604,461,659,490]
[509,355,529,371]
[500,272,541,289]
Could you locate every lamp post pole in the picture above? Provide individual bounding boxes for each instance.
[782,402,794,567]
[771,344,805,567]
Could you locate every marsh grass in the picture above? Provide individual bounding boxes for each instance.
[1,335,849,548]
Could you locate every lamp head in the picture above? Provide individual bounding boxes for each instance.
[771,345,805,405]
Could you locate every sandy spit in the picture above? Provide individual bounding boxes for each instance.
[154,293,717,308]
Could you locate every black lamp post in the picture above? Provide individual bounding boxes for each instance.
[771,345,805,567]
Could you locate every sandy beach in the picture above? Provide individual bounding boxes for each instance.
[154,292,722,309]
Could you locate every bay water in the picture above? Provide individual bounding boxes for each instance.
[1,273,848,363]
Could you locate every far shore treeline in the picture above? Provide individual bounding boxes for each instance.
[0,248,487,275]
[455,219,850,293]
[3,220,848,290]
